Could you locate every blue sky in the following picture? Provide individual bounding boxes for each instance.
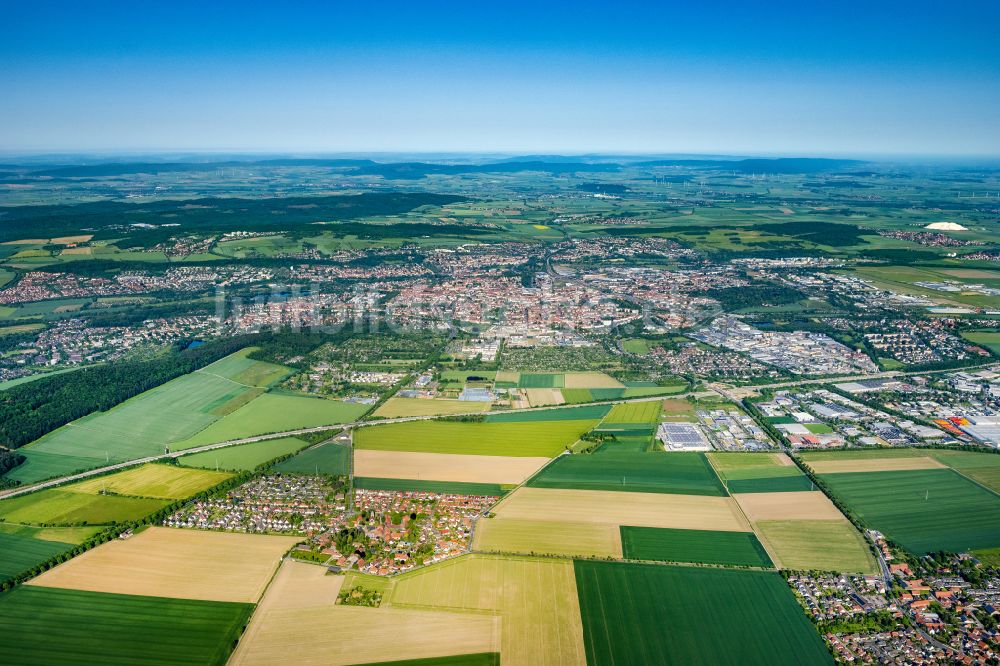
[2,1,998,156]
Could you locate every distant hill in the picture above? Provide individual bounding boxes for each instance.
[634,157,862,173]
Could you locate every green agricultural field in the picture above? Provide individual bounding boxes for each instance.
[517,373,564,388]
[574,561,833,666]
[0,586,253,665]
[8,353,262,484]
[620,526,773,567]
[819,468,1000,554]
[354,419,598,457]
[483,404,610,422]
[199,348,292,387]
[528,451,726,496]
[603,401,662,425]
[178,437,310,472]
[273,442,351,476]
[176,392,368,447]
[710,453,814,493]
[559,388,595,404]
[930,450,1000,494]
[374,397,490,418]
[754,520,878,573]
[0,488,169,526]
[353,477,505,496]
[67,463,232,500]
[0,531,76,582]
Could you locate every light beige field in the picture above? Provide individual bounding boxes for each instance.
[734,491,845,522]
[806,456,946,474]
[235,606,497,666]
[496,371,521,384]
[774,452,794,466]
[494,487,750,532]
[1,239,46,245]
[59,247,93,255]
[51,235,94,244]
[354,449,550,485]
[232,561,499,666]
[373,397,490,418]
[563,372,624,389]
[473,518,622,558]
[28,527,298,603]
[525,388,565,407]
[390,554,585,666]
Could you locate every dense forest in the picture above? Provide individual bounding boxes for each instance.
[695,284,806,311]
[0,192,467,243]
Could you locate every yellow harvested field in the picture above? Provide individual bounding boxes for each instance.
[2,239,46,245]
[373,397,490,418]
[494,487,750,532]
[734,491,846,522]
[391,554,585,666]
[233,573,498,666]
[806,456,946,474]
[51,235,94,244]
[473,518,622,558]
[59,246,93,255]
[354,450,550,485]
[525,388,565,407]
[29,527,298,603]
[563,372,624,389]
[68,463,232,500]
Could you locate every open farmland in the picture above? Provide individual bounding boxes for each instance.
[355,450,549,485]
[232,559,498,666]
[574,561,833,665]
[29,527,299,602]
[517,373,564,388]
[805,456,946,474]
[562,372,624,388]
[483,404,610,422]
[734,491,846,522]
[374,397,491,418]
[273,441,351,475]
[818,468,1000,554]
[527,451,726,495]
[354,419,599,457]
[68,463,232,500]
[0,488,169,525]
[602,400,662,426]
[710,452,815,493]
[0,530,78,582]
[178,436,310,471]
[754,520,877,573]
[473,518,622,558]
[390,554,586,666]
[620,526,773,567]
[7,355,261,483]
[495,487,750,531]
[930,450,1000,494]
[0,586,253,666]
[176,392,368,447]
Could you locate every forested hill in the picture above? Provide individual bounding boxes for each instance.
[0,192,466,243]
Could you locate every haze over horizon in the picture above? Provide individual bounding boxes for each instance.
[3,1,999,156]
